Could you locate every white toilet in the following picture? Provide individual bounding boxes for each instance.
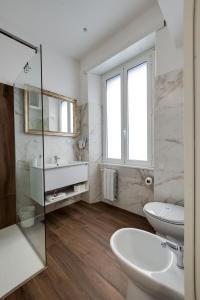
[143,202,184,244]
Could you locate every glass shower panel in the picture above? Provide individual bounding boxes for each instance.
[14,49,46,264]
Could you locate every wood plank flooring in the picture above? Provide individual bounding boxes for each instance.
[6,201,154,300]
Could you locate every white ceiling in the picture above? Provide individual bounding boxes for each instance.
[91,33,155,75]
[0,0,157,60]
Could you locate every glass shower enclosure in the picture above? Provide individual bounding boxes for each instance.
[0,43,46,298]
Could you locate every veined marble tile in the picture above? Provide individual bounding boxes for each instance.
[14,88,80,213]
[74,103,89,162]
[155,70,183,106]
[154,69,184,206]
[101,165,154,216]
[88,102,102,203]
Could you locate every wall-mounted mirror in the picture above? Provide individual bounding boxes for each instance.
[24,86,79,137]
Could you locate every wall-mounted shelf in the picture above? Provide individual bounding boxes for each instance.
[30,161,89,213]
[45,184,88,213]
[45,187,87,207]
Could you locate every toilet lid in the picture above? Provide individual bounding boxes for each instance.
[144,202,184,225]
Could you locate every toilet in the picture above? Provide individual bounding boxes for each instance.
[143,202,184,244]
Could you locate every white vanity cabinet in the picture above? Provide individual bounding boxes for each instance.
[30,161,88,207]
[45,162,88,191]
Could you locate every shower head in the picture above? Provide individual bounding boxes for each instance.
[24,62,31,74]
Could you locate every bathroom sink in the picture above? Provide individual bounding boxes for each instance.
[43,161,88,169]
[110,228,184,300]
[30,161,88,205]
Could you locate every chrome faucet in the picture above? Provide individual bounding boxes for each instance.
[54,155,61,165]
[161,240,184,269]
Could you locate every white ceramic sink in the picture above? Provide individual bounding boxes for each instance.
[34,161,88,169]
[110,228,184,300]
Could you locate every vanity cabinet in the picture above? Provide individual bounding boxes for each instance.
[30,162,88,207]
[45,163,88,191]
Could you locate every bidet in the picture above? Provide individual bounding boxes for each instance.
[110,228,184,300]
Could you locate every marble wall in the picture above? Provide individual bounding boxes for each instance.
[101,165,154,216]
[14,88,44,212]
[14,68,183,216]
[74,101,102,204]
[154,69,184,205]
[78,98,154,215]
[14,88,80,213]
[77,69,184,215]
[74,103,88,162]
[76,74,102,205]
[77,73,155,214]
[88,102,102,203]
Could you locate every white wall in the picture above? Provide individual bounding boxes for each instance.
[0,34,34,86]
[155,26,183,76]
[157,0,184,48]
[81,3,163,74]
[42,47,80,98]
[0,35,80,99]
[80,3,164,106]
[0,30,81,177]
[78,4,164,207]
[79,5,185,213]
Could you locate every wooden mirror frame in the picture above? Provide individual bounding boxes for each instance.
[24,88,79,137]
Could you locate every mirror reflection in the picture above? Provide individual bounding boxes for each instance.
[25,87,78,136]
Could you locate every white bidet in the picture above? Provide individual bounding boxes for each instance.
[110,228,184,300]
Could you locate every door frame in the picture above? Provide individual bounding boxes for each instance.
[184,0,195,298]
[194,0,200,299]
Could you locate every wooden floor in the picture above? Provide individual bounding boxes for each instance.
[6,201,154,300]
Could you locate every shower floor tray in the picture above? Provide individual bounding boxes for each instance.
[0,224,44,298]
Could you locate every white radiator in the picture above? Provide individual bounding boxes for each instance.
[102,168,118,201]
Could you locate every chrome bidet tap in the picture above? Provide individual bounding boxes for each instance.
[161,240,184,269]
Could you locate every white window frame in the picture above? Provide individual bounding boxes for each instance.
[102,49,154,168]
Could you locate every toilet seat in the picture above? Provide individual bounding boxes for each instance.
[143,202,184,225]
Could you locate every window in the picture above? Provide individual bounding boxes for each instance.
[60,101,68,132]
[60,101,73,133]
[102,51,154,167]
[106,75,121,159]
